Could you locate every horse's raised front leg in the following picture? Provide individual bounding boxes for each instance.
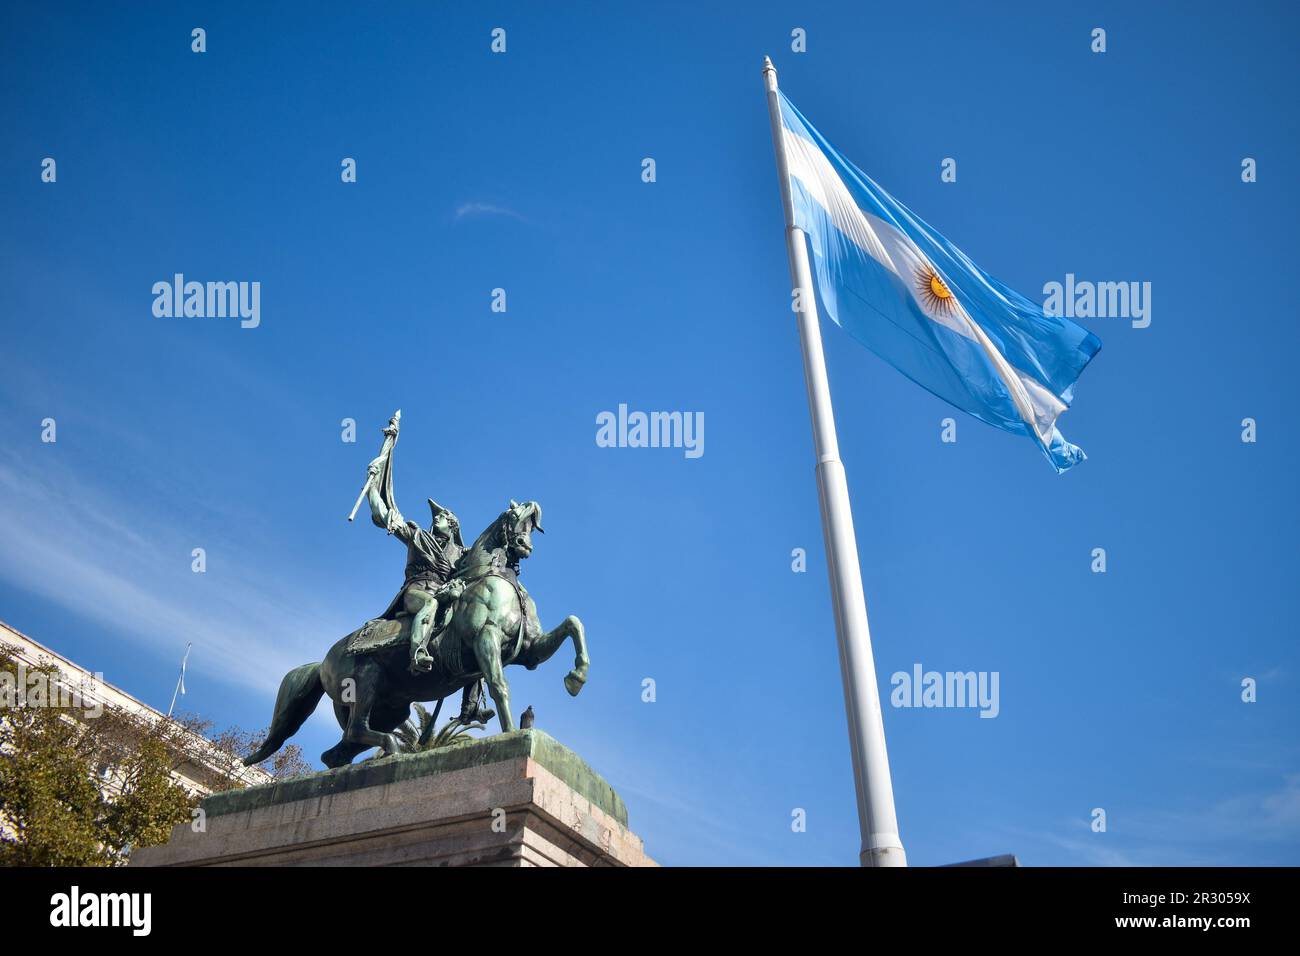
[522,615,589,697]
[471,623,513,733]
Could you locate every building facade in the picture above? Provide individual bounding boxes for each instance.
[0,619,271,797]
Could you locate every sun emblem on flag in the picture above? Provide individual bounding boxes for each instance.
[915,264,957,317]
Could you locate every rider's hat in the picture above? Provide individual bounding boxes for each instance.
[427,499,464,547]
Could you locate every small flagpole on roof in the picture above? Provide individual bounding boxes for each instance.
[167,642,192,718]
[761,56,906,867]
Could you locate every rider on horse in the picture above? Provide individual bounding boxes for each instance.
[364,417,490,724]
[367,483,464,673]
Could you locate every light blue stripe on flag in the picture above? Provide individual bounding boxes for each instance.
[778,91,1101,472]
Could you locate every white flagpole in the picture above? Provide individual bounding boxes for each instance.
[762,56,906,867]
[167,642,192,718]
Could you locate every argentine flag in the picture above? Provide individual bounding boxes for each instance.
[778,91,1101,472]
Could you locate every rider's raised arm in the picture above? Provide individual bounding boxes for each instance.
[366,459,405,535]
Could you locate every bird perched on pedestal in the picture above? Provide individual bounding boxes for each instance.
[520,705,535,729]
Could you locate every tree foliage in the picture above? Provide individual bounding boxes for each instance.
[0,643,310,867]
[199,720,313,781]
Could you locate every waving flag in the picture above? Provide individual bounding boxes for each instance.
[777,90,1101,472]
[167,642,192,718]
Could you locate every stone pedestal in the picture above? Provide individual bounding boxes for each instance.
[130,729,655,867]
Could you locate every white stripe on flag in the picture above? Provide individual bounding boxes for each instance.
[782,127,897,272]
[781,125,1064,443]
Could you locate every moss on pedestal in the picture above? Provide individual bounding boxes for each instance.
[206,729,628,827]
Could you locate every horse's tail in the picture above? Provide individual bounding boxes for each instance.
[243,662,324,766]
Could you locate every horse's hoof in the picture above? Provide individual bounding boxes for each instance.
[563,670,586,696]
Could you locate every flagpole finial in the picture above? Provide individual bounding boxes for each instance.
[762,55,774,72]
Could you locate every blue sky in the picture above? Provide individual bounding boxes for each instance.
[2,1,1297,866]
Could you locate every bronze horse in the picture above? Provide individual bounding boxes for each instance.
[245,501,588,769]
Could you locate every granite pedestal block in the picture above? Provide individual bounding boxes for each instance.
[130,729,655,867]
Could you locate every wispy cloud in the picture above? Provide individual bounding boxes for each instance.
[999,775,1300,866]
[453,201,526,223]
[0,445,348,698]
[613,777,797,866]
[1133,774,1300,846]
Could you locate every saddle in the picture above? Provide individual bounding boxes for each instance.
[345,594,460,658]
[347,550,531,660]
[345,618,406,655]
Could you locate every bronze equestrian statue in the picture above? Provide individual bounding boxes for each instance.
[245,413,589,769]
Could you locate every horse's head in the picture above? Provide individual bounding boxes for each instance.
[501,499,543,563]
[463,499,545,572]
